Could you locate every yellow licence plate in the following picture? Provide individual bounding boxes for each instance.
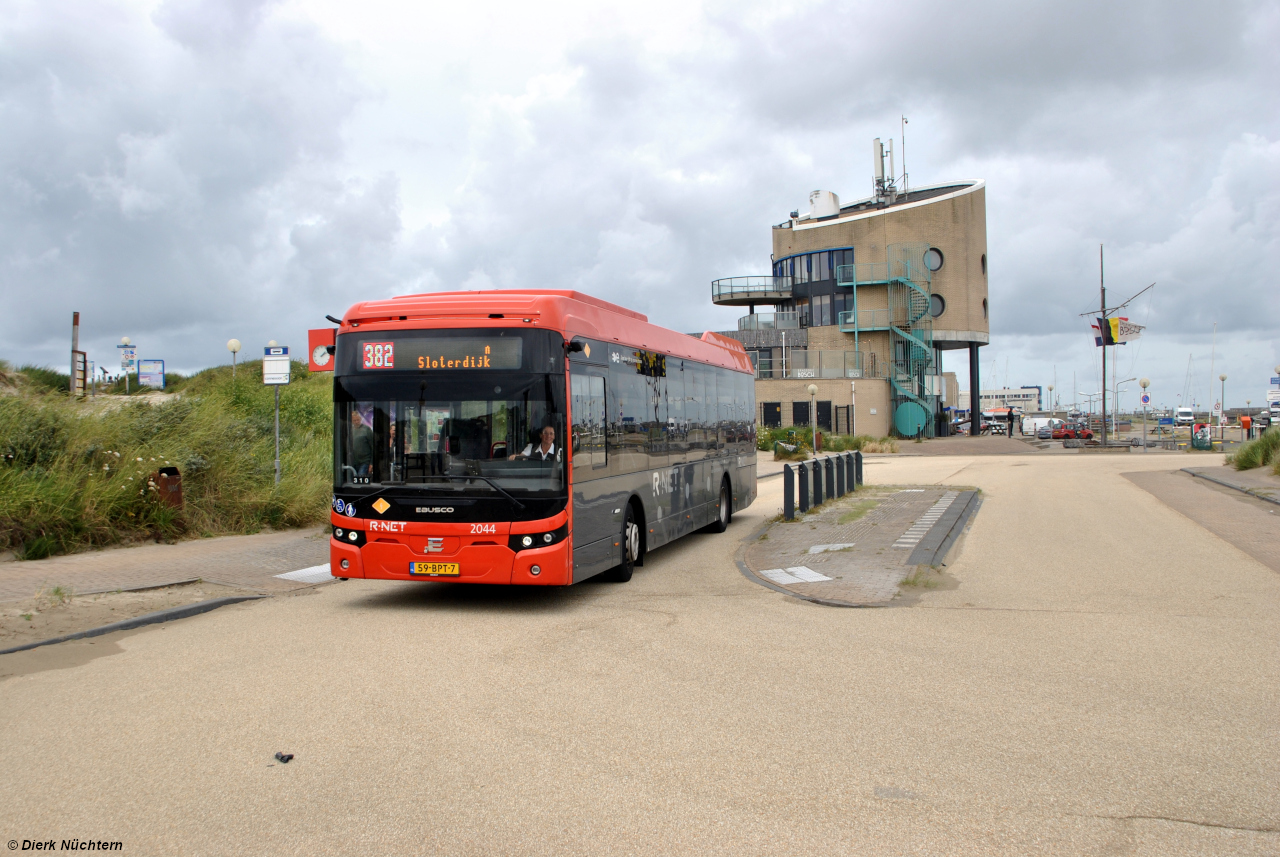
[410,562,460,577]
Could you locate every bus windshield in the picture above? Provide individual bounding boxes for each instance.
[335,372,566,494]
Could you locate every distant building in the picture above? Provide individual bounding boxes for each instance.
[711,148,988,438]
[971,387,1042,412]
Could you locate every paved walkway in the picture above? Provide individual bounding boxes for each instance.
[0,528,331,602]
[1125,469,1280,574]
[1183,463,1280,503]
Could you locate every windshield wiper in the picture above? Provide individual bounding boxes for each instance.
[438,474,525,509]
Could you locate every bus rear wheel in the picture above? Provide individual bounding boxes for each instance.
[601,505,639,583]
[706,478,731,533]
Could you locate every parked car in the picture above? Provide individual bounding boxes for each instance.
[1036,426,1053,439]
[1052,424,1094,440]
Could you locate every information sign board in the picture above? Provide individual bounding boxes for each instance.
[118,344,136,372]
[263,346,290,385]
[138,359,165,389]
[1158,417,1174,426]
[1266,390,1280,403]
[1271,376,1280,385]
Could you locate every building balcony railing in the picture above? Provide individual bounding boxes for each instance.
[837,308,900,332]
[738,312,799,331]
[711,276,793,306]
[750,349,887,380]
[835,260,931,288]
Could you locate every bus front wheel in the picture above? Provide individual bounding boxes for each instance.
[602,505,640,583]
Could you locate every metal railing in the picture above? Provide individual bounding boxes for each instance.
[711,276,793,303]
[837,308,896,331]
[738,312,799,331]
[753,349,868,380]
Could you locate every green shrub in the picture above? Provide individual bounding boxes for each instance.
[0,361,332,558]
[1229,426,1280,471]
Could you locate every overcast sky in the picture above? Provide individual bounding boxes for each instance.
[3,0,1277,409]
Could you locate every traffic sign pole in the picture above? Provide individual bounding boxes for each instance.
[263,346,291,485]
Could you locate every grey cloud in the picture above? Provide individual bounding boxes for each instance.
[4,0,1277,399]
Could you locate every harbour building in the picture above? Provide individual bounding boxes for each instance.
[713,146,988,438]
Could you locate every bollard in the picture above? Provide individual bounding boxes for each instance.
[783,464,795,521]
[798,462,810,513]
[825,456,835,500]
[812,458,823,506]
[835,453,845,497]
[855,450,863,485]
[845,452,856,492]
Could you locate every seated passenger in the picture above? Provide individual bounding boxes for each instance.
[511,424,558,461]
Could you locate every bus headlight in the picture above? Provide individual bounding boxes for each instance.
[522,535,534,548]
[509,525,568,552]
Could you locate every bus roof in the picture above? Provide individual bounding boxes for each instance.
[339,289,752,373]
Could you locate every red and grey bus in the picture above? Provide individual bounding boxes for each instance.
[313,290,757,585]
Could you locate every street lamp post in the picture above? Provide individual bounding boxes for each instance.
[120,336,131,394]
[1219,373,1227,439]
[227,339,242,379]
[807,384,818,451]
[1047,384,1055,417]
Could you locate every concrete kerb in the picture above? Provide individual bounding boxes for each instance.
[0,595,269,656]
[1182,468,1280,506]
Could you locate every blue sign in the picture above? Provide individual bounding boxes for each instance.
[1158,417,1174,425]
[265,346,289,356]
[138,359,165,389]
[1271,376,1280,385]
[1141,394,1150,405]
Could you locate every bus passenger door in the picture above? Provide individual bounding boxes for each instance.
[570,371,614,576]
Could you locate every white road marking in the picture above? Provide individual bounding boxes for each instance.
[808,543,856,554]
[758,566,833,585]
[893,492,960,549]
[786,566,833,582]
[275,564,335,584]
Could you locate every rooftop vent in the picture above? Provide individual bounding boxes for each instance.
[809,190,840,218]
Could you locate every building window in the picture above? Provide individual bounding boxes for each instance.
[792,401,810,426]
[929,294,946,318]
[761,402,782,427]
[924,248,944,272]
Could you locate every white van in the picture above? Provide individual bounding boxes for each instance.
[1175,407,1195,426]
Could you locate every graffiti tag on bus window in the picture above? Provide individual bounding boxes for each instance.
[363,342,394,369]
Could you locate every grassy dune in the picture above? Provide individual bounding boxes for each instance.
[0,361,332,559]
[1229,426,1280,474]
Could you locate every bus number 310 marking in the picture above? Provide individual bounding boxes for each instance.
[471,523,497,534]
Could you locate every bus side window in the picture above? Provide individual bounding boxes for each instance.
[571,373,606,476]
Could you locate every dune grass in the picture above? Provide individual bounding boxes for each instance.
[1228,426,1280,474]
[0,361,332,559]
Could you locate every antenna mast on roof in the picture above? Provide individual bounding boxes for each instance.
[872,138,897,205]
[901,116,909,197]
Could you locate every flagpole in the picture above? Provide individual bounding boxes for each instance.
[1100,245,1107,446]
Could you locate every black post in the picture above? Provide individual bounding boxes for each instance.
[855,450,863,485]
[835,453,846,497]
[969,342,981,436]
[846,452,856,491]
[783,464,794,521]
[825,457,835,499]
[798,463,809,513]
[812,459,823,506]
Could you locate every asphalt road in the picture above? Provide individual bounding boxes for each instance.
[1,453,1277,855]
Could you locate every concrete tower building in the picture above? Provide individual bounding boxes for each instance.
[712,158,988,438]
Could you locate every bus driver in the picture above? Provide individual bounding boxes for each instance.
[512,424,558,461]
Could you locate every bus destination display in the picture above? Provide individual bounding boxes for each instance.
[360,338,523,371]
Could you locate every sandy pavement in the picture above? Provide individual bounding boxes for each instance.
[1,452,1276,855]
